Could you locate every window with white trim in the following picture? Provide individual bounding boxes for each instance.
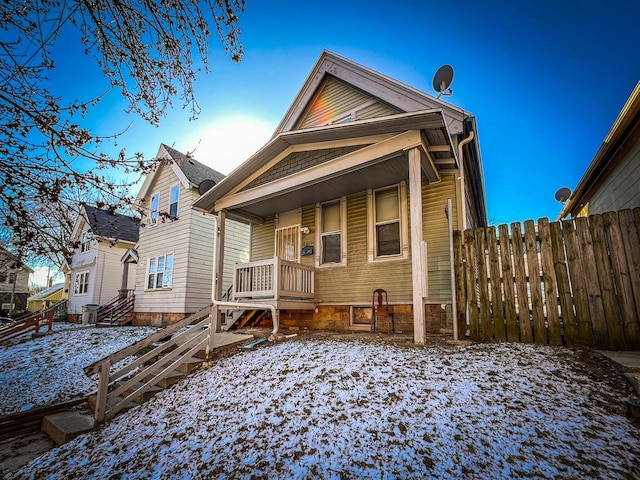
[169,185,179,217]
[147,253,174,289]
[74,271,89,295]
[375,186,401,256]
[368,183,408,262]
[150,193,160,224]
[316,198,347,266]
[80,231,92,252]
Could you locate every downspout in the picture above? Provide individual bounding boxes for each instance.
[455,129,475,340]
[457,130,475,231]
[209,214,278,334]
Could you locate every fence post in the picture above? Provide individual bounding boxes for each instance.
[94,359,111,426]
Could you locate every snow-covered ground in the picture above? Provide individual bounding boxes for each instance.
[0,323,158,415]
[5,334,640,479]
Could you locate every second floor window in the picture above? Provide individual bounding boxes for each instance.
[147,253,174,289]
[150,193,160,224]
[169,185,179,217]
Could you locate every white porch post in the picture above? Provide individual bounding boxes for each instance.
[214,210,227,332]
[409,147,426,344]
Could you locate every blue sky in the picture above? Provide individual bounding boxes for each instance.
[50,0,639,225]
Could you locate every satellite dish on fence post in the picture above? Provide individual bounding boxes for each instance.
[432,65,454,99]
[555,187,572,204]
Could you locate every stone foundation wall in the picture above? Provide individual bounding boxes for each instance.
[133,312,189,328]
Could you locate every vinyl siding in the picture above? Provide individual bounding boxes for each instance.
[421,175,458,301]
[134,165,193,314]
[357,102,399,120]
[251,218,276,261]
[222,220,251,293]
[315,190,413,304]
[296,76,399,129]
[93,243,131,305]
[246,175,459,305]
[588,136,640,214]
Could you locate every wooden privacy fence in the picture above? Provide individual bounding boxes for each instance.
[453,208,640,350]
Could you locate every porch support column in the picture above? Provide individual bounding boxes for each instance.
[214,209,227,332]
[120,261,129,293]
[408,147,426,344]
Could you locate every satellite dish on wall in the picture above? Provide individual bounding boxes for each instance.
[555,187,572,203]
[198,179,216,196]
[432,65,454,98]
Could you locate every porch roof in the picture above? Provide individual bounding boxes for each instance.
[193,110,456,222]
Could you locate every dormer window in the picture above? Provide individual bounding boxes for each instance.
[80,231,92,252]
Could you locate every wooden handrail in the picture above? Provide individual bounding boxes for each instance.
[0,303,56,343]
[89,309,214,424]
[84,304,211,376]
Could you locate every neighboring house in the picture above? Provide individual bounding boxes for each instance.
[27,282,64,312]
[0,247,33,316]
[194,51,487,343]
[559,81,640,219]
[131,144,250,326]
[62,205,139,322]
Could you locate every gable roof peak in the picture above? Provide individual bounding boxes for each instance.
[275,50,470,136]
[158,144,226,187]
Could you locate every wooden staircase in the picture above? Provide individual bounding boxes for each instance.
[96,291,135,327]
[84,306,253,425]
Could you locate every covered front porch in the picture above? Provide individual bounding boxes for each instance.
[198,111,465,343]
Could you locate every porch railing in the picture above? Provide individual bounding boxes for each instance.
[233,256,314,300]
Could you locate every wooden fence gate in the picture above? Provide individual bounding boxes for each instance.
[453,208,640,350]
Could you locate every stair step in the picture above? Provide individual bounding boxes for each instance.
[42,412,95,445]
[119,382,164,402]
[144,370,186,388]
[177,356,205,374]
[88,394,140,412]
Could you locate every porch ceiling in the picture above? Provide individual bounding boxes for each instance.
[193,110,458,216]
[228,153,409,220]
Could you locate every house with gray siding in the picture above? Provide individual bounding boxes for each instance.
[194,51,487,344]
[131,144,250,326]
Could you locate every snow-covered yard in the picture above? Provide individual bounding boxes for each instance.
[4,330,640,479]
[0,323,158,415]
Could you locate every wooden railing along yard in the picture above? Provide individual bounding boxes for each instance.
[84,305,213,424]
[0,300,66,343]
[454,209,640,350]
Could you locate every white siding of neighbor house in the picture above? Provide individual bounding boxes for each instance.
[134,165,194,314]
[588,136,640,214]
[93,243,130,305]
[134,163,250,315]
[67,234,131,315]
